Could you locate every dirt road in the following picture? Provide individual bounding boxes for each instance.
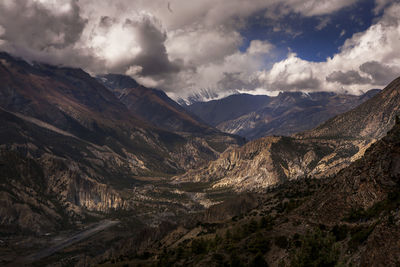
[22,220,119,264]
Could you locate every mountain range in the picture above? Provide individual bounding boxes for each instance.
[1,50,400,266]
[176,77,400,191]
[0,52,242,235]
[185,90,380,140]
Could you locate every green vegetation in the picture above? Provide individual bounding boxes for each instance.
[290,228,339,267]
[331,224,348,242]
[348,225,375,251]
[345,190,400,222]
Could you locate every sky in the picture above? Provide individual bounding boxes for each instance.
[0,0,399,100]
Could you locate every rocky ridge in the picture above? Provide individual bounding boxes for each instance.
[99,117,400,266]
[175,77,400,191]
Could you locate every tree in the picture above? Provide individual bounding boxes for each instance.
[250,253,268,267]
[290,228,339,267]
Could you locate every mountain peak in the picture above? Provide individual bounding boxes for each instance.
[299,76,400,139]
[97,73,140,91]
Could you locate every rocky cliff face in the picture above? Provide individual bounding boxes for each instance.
[176,135,366,191]
[304,117,400,222]
[175,77,400,191]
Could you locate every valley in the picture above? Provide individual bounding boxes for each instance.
[0,51,399,266]
[1,1,400,266]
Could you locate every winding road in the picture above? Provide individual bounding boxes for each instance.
[23,220,119,264]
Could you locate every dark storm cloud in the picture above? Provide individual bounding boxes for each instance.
[359,61,399,85]
[124,16,182,77]
[0,0,86,51]
[326,70,371,85]
[0,0,101,71]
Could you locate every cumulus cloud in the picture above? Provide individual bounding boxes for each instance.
[0,0,399,98]
[359,61,400,85]
[326,70,371,85]
[0,0,102,69]
[0,0,86,50]
[0,0,86,56]
[247,40,274,55]
[166,27,242,66]
[251,1,400,95]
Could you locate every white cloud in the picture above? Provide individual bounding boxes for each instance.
[247,40,274,55]
[166,27,242,66]
[253,3,400,94]
[315,17,331,30]
[2,0,399,99]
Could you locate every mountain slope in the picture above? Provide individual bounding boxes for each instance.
[185,94,271,127]
[98,74,215,134]
[298,77,400,139]
[186,90,380,139]
[175,77,400,191]
[0,52,242,233]
[91,118,400,267]
[0,52,242,173]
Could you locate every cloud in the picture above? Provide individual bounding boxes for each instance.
[255,53,322,91]
[374,0,393,14]
[123,15,182,76]
[359,61,400,85]
[0,0,102,70]
[217,72,254,91]
[166,26,242,66]
[251,2,400,95]
[1,0,398,99]
[247,40,274,55]
[315,17,331,30]
[326,70,371,85]
[0,0,86,51]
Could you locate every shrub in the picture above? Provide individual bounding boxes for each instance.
[348,225,375,251]
[275,235,289,249]
[191,238,208,254]
[250,253,268,267]
[290,228,339,267]
[331,224,348,242]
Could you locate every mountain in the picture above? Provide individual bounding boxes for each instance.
[0,52,242,234]
[176,88,231,106]
[175,77,400,191]
[298,78,400,139]
[184,94,271,127]
[186,90,381,140]
[84,117,400,266]
[97,74,215,134]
